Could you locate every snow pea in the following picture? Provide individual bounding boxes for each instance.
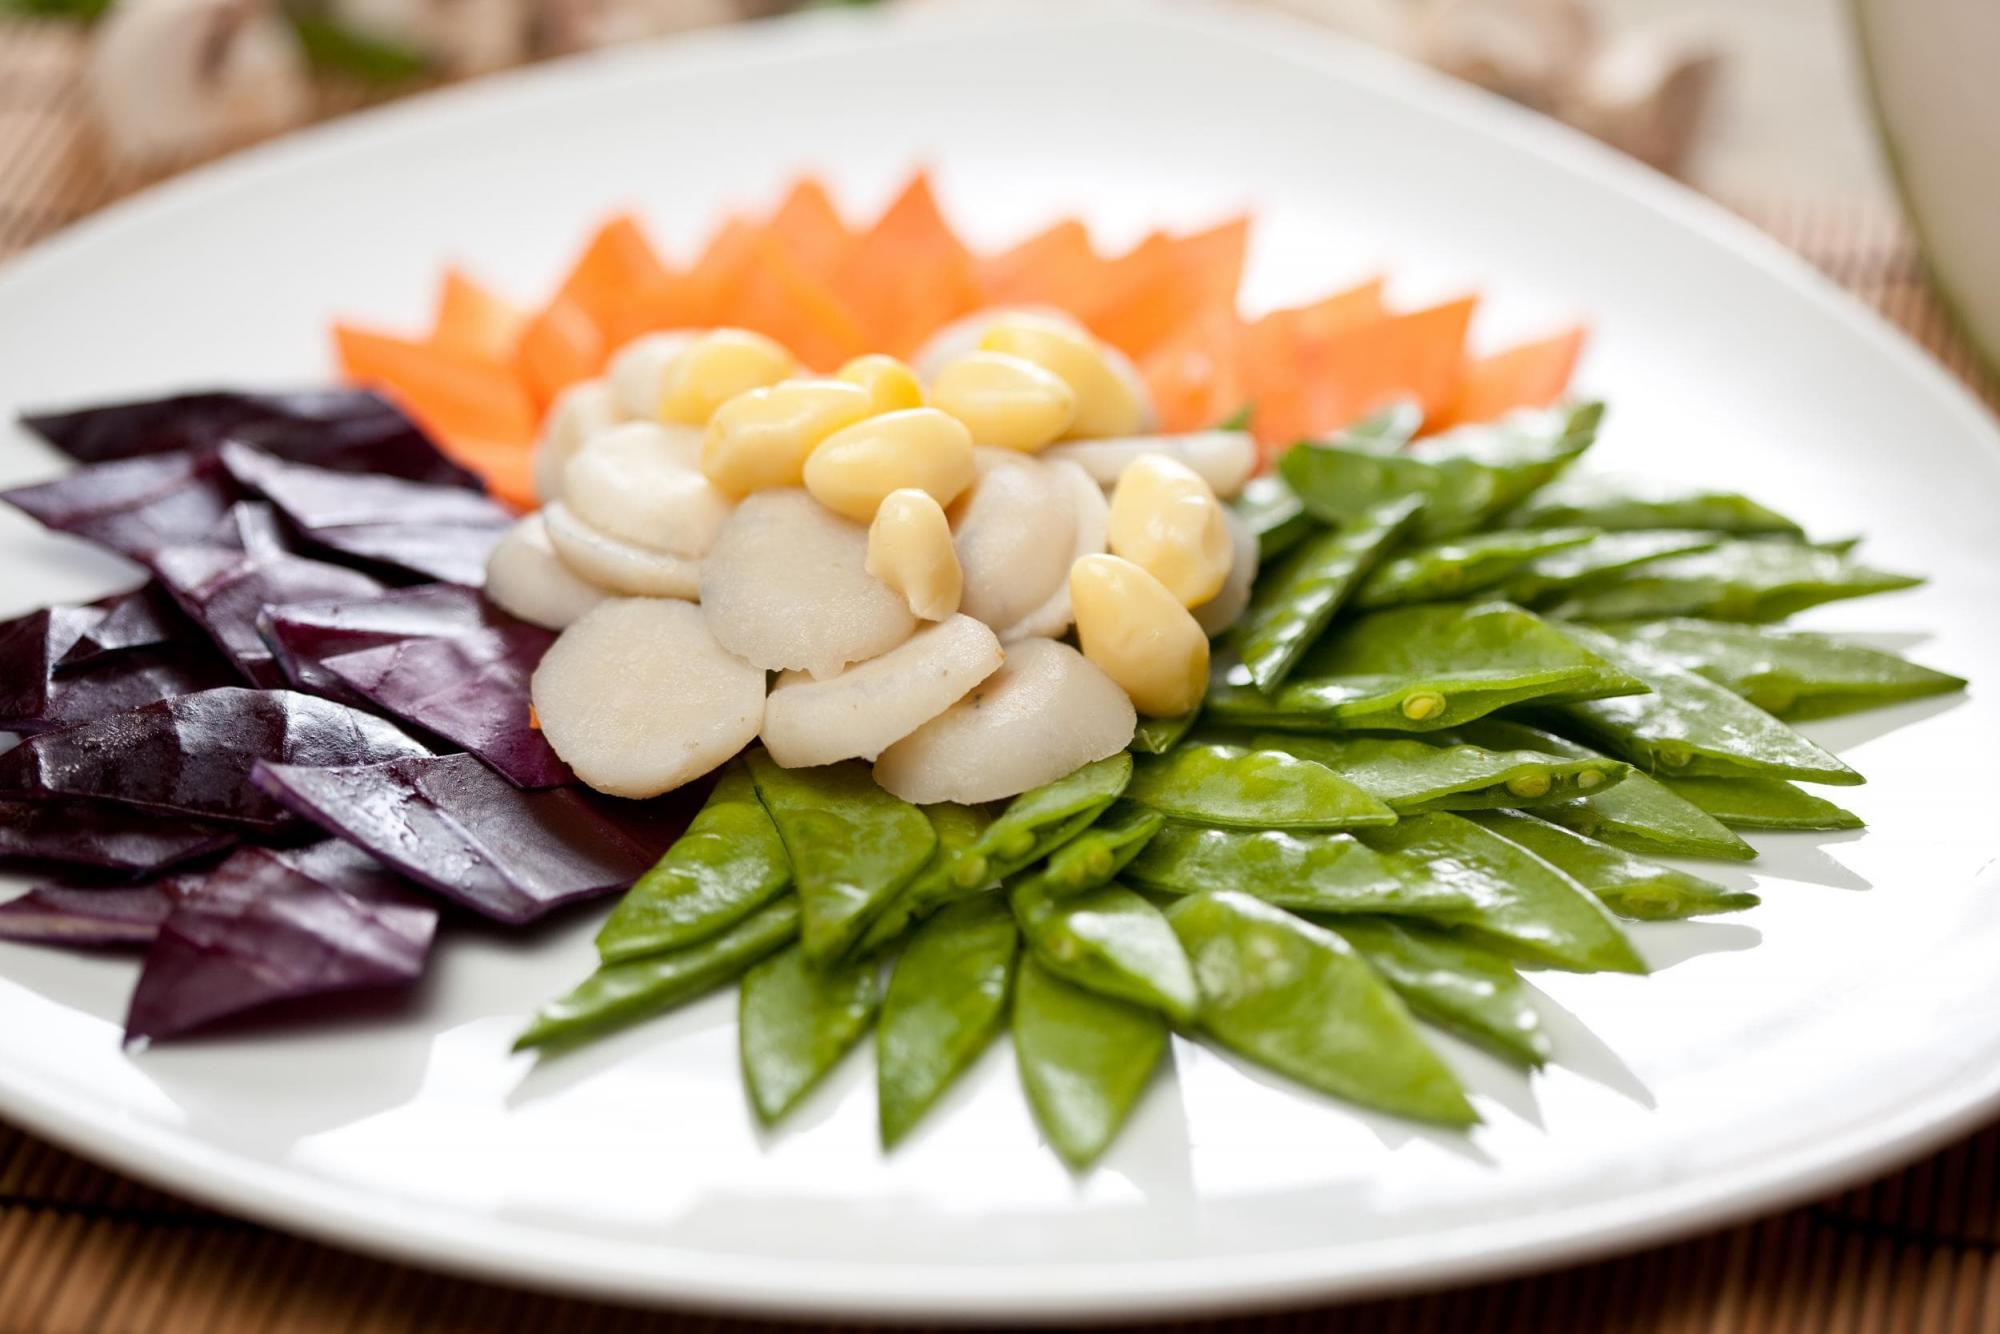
[596,758,791,963]
[515,895,800,1051]
[1126,741,1396,830]
[877,894,1018,1148]
[1208,601,1645,733]
[1465,809,1759,921]
[1322,917,1551,1067]
[1166,890,1476,1126]
[1501,470,1803,536]
[1232,474,1318,561]
[1535,626,1861,786]
[969,753,1133,880]
[1132,708,1201,755]
[1359,812,1646,973]
[745,752,938,962]
[1254,731,1630,813]
[738,942,879,1125]
[848,802,992,958]
[1354,526,1597,609]
[1012,880,1200,1023]
[1010,801,1165,901]
[1501,529,1722,606]
[1460,719,1755,861]
[1658,775,1863,831]
[1549,539,1922,622]
[1230,496,1423,692]
[1012,957,1166,1171]
[1600,619,1965,720]
[1123,817,1477,916]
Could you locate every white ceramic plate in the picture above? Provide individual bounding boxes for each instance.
[1,1,1997,1321]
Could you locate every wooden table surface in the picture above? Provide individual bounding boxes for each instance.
[4,17,2000,1333]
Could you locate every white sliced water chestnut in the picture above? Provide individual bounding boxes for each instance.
[1042,430,1257,499]
[562,421,729,558]
[950,451,1079,635]
[873,637,1135,805]
[608,331,698,420]
[1194,506,1260,637]
[542,501,701,599]
[997,459,1109,642]
[483,514,611,630]
[699,489,916,679]
[760,614,1004,768]
[534,379,624,504]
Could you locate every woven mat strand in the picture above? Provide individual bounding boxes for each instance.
[5,18,2000,1334]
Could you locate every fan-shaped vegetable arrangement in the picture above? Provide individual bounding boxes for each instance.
[0,175,1964,1174]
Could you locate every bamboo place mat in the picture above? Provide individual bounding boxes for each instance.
[5,18,2000,1334]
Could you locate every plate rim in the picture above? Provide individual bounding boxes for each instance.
[1,0,1997,1320]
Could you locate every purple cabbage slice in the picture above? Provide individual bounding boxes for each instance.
[149,539,386,686]
[0,604,105,725]
[0,687,430,830]
[318,623,566,788]
[0,798,237,875]
[21,387,478,488]
[32,648,240,731]
[252,752,697,924]
[1,451,245,558]
[220,443,512,585]
[55,584,187,667]
[123,841,439,1044]
[198,499,293,556]
[0,879,194,949]
[256,583,500,701]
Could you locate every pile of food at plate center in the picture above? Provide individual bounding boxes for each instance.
[489,308,1261,804]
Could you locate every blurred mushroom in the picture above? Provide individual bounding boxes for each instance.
[1411,0,1596,113]
[538,0,740,55]
[328,0,531,74]
[1560,32,1721,175]
[86,0,311,171]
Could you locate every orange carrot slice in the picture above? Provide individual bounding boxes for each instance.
[837,171,983,356]
[440,437,538,511]
[1142,304,1244,433]
[767,176,855,276]
[516,297,608,409]
[1432,325,1586,430]
[727,233,872,370]
[556,214,677,349]
[978,218,1100,306]
[334,324,538,449]
[1290,295,1478,442]
[1088,218,1250,361]
[430,268,526,366]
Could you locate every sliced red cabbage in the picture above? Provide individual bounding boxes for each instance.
[0,604,105,725]
[149,539,386,686]
[54,584,186,667]
[0,798,237,875]
[1,451,245,558]
[123,841,439,1044]
[252,752,696,924]
[256,583,500,700]
[21,388,478,488]
[0,879,193,949]
[317,623,567,788]
[30,649,240,732]
[198,499,293,556]
[220,443,512,585]
[0,687,430,830]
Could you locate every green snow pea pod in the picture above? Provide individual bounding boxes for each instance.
[1322,400,1425,453]
[596,759,792,963]
[1548,539,1922,622]
[1230,496,1423,692]
[738,943,879,1125]
[1208,601,1645,733]
[1123,821,1477,916]
[746,752,938,961]
[1132,708,1201,755]
[1534,626,1861,786]
[1465,809,1758,921]
[849,802,993,958]
[1012,957,1167,1172]
[1501,470,1803,536]
[877,894,1018,1148]
[1501,529,1722,606]
[1322,917,1551,1067]
[958,753,1135,888]
[1658,775,1863,831]
[1166,890,1476,1126]
[1600,619,1965,720]
[516,896,800,1051]
[1255,731,1629,813]
[1354,526,1597,609]
[1010,802,1165,900]
[1232,473,1319,561]
[1125,741,1396,830]
[1011,879,1200,1024]
[1458,719,1754,861]
[1359,812,1646,973]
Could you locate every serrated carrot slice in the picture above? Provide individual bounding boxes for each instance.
[1089,218,1250,361]
[1142,304,1245,433]
[978,218,1100,306]
[555,214,678,349]
[430,268,526,366]
[838,171,983,356]
[334,324,538,449]
[725,232,873,370]
[1235,280,1389,447]
[1292,294,1478,440]
[1431,325,1586,430]
[516,296,608,409]
[441,437,537,511]
[767,176,855,276]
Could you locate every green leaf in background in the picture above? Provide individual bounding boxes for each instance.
[288,13,429,83]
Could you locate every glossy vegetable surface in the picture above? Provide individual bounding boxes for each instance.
[0,799,237,877]
[739,943,880,1125]
[1,451,243,559]
[0,880,189,949]
[256,584,499,702]
[150,539,389,688]
[1603,619,1965,719]
[1124,821,1475,916]
[1325,917,1551,1066]
[596,759,792,963]
[1501,471,1801,535]
[1500,529,1721,606]
[1011,880,1199,1023]
[850,802,993,957]
[1012,958,1166,1171]
[1125,741,1396,830]
[1355,525,1596,608]
[1007,802,1164,901]
[877,895,1018,1147]
[1550,540,1922,622]
[1658,775,1864,831]
[744,753,938,962]
[1130,709,1200,755]
[1231,474,1315,560]
[1167,891,1476,1125]
[1466,809,1758,920]
[1257,732,1629,813]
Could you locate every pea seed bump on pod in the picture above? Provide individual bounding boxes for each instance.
[929,351,1077,451]
[838,353,927,414]
[660,328,797,425]
[803,407,976,522]
[701,378,874,496]
[867,488,963,620]
[1106,453,1234,608]
[977,312,1153,439]
[1069,553,1211,718]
